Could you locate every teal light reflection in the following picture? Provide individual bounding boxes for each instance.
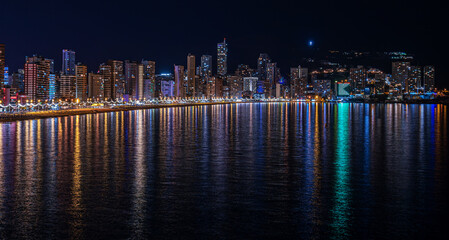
[331,103,351,239]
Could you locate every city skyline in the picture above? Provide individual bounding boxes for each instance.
[0,40,440,105]
[0,0,445,87]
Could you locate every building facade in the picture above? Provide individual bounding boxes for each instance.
[217,38,228,76]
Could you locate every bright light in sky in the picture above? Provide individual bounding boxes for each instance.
[309,41,314,46]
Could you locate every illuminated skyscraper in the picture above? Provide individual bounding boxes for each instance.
[423,65,435,92]
[243,77,258,93]
[4,67,9,86]
[235,64,254,78]
[0,44,5,96]
[257,53,270,80]
[62,49,76,75]
[257,53,270,94]
[49,73,56,100]
[107,60,124,99]
[99,63,112,100]
[349,65,366,93]
[266,62,280,97]
[174,65,185,98]
[135,64,144,100]
[290,67,299,97]
[187,54,196,97]
[125,60,138,96]
[217,38,228,76]
[200,55,212,77]
[408,66,421,93]
[24,55,52,100]
[142,60,156,99]
[11,69,24,94]
[392,61,410,89]
[60,74,76,99]
[88,73,103,99]
[75,63,88,100]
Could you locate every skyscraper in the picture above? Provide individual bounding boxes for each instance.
[349,65,366,93]
[217,38,228,76]
[392,61,410,89]
[62,49,76,75]
[423,65,435,92]
[257,53,270,95]
[174,65,185,98]
[75,63,88,100]
[200,55,212,77]
[107,60,125,99]
[49,73,56,100]
[135,64,144,100]
[290,67,299,97]
[99,63,112,100]
[24,55,52,100]
[0,44,5,91]
[88,73,103,99]
[142,60,156,99]
[257,53,270,81]
[266,62,280,97]
[125,60,138,96]
[408,66,421,93]
[59,74,76,99]
[187,54,196,97]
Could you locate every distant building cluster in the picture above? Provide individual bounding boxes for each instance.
[0,42,437,105]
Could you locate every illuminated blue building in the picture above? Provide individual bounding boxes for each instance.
[4,67,8,86]
[62,49,76,75]
[49,73,56,100]
[200,55,212,77]
[217,38,228,76]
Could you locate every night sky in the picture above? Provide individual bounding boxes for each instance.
[1,0,446,88]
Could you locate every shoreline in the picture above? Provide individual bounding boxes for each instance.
[1,100,447,122]
[0,102,235,122]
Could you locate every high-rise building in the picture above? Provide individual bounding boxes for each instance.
[266,62,280,97]
[217,38,228,76]
[290,67,299,97]
[0,44,5,92]
[408,66,421,93]
[88,73,103,99]
[49,73,56,100]
[174,65,185,98]
[75,64,88,100]
[142,60,156,99]
[243,77,258,93]
[257,53,270,80]
[160,79,174,97]
[392,61,410,89]
[135,64,144,100]
[10,69,25,94]
[99,64,112,100]
[235,64,254,78]
[257,53,270,94]
[349,65,366,93]
[4,67,9,86]
[187,54,196,97]
[62,49,76,75]
[24,55,52,100]
[59,74,76,99]
[107,60,124,99]
[200,55,212,77]
[423,65,435,92]
[125,60,138,96]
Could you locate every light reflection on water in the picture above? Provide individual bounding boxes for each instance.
[0,103,448,239]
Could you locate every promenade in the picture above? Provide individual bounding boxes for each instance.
[0,101,237,122]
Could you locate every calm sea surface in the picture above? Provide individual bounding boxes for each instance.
[0,103,448,239]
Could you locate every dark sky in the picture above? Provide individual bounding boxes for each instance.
[1,0,447,88]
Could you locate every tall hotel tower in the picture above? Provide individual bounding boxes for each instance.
[217,38,228,77]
